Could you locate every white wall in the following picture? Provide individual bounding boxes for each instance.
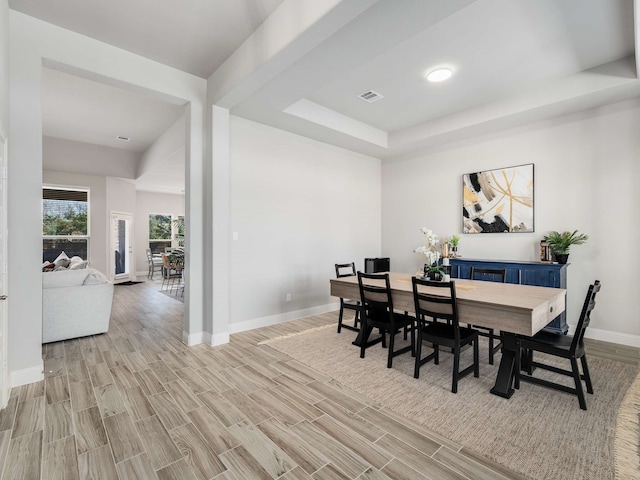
[137,114,185,178]
[382,97,640,344]
[229,116,381,331]
[0,0,8,130]
[43,170,108,275]
[44,136,140,179]
[9,11,206,386]
[134,191,185,276]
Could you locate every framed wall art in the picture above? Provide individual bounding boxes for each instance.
[462,163,534,233]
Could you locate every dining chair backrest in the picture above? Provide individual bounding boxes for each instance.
[412,278,461,337]
[357,272,394,324]
[470,267,506,283]
[571,280,601,352]
[335,262,356,278]
[146,248,153,261]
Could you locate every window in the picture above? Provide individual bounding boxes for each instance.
[42,187,89,262]
[149,213,183,254]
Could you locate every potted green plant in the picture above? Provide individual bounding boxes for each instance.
[423,263,445,281]
[545,230,588,264]
[449,235,461,257]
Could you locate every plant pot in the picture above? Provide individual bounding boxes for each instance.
[426,271,443,281]
[555,253,569,264]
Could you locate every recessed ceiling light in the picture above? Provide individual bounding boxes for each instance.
[426,68,453,82]
[116,136,130,142]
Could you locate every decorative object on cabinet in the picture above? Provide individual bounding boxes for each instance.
[448,258,568,334]
[463,163,534,234]
[364,257,390,273]
[449,234,460,257]
[545,230,588,265]
[540,239,552,263]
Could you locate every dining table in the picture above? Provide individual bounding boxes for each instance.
[330,272,566,399]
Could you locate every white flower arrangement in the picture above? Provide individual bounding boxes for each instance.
[414,228,441,266]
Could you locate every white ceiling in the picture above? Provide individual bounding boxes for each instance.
[9,0,285,78]
[10,0,640,191]
[42,67,185,153]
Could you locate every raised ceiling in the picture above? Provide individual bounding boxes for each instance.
[11,0,640,185]
[41,67,185,153]
[9,0,286,78]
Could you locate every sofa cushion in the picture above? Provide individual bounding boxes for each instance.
[83,269,108,285]
[42,268,91,288]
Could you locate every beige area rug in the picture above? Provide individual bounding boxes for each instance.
[615,370,640,479]
[261,325,639,480]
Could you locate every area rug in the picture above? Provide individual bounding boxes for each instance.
[261,325,639,480]
[615,370,640,479]
[160,289,183,302]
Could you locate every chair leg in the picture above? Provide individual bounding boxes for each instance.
[434,344,440,365]
[353,309,360,330]
[410,321,416,357]
[571,357,587,410]
[452,347,460,394]
[514,343,521,390]
[387,330,394,368]
[580,355,594,394]
[337,302,345,333]
[488,329,495,365]
[360,318,367,359]
[414,330,423,379]
[473,338,479,378]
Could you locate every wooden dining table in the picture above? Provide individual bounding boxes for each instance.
[330,272,566,399]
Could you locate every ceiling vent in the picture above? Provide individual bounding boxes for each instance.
[116,136,130,142]
[358,90,383,103]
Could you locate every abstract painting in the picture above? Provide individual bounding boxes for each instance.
[463,164,534,233]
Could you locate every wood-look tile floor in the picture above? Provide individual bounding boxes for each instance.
[0,280,632,479]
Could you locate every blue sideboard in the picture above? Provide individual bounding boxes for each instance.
[448,258,568,334]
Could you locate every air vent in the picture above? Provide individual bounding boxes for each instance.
[116,136,130,142]
[358,90,383,103]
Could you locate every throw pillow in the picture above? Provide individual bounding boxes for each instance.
[54,251,70,268]
[69,256,88,270]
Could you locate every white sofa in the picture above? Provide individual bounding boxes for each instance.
[42,268,114,343]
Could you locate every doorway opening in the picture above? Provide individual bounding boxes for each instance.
[111,212,133,284]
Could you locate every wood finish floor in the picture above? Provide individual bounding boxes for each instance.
[0,280,634,479]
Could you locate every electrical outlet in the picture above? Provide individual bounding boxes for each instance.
[286,293,292,302]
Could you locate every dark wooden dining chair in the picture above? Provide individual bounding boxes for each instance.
[335,263,361,333]
[515,280,601,410]
[469,266,506,364]
[412,277,479,393]
[357,272,415,368]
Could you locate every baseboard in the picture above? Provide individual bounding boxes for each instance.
[228,302,339,335]
[581,326,640,348]
[10,363,44,388]
[211,332,229,346]
[182,330,205,346]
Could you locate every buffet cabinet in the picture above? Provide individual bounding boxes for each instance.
[448,258,568,334]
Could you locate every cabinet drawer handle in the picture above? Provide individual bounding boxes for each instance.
[549,306,553,313]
